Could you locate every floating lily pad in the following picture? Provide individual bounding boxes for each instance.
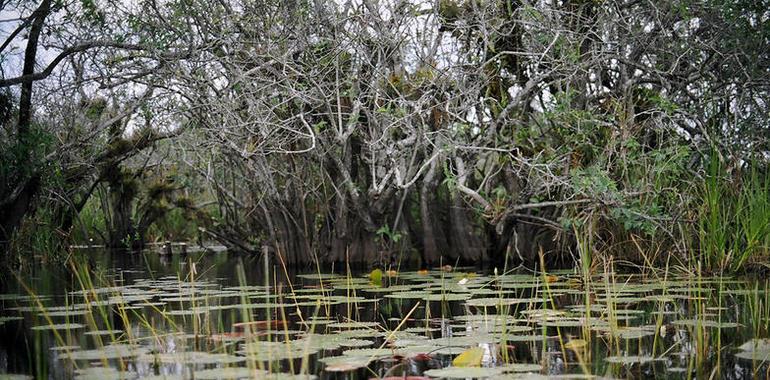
[738,339,770,352]
[433,347,470,355]
[563,339,587,350]
[386,291,429,299]
[423,367,505,378]
[337,329,385,338]
[193,367,268,379]
[73,366,132,380]
[499,363,543,372]
[430,334,500,346]
[140,375,185,380]
[466,298,539,308]
[338,338,374,347]
[424,293,472,302]
[328,321,380,329]
[362,285,415,293]
[59,344,146,360]
[0,375,33,380]
[38,309,89,317]
[0,316,23,326]
[321,355,372,371]
[84,329,123,336]
[261,374,317,380]
[342,347,396,357]
[452,347,484,367]
[50,345,80,352]
[297,273,341,281]
[504,335,556,342]
[137,351,246,364]
[605,355,659,365]
[31,323,85,331]
[596,327,656,339]
[539,318,608,328]
[672,319,741,329]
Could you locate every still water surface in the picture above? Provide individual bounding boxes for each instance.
[0,249,769,379]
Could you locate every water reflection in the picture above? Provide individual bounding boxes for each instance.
[0,249,768,379]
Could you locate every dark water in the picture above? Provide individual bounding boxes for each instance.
[1,249,769,379]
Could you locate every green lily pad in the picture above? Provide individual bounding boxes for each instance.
[73,367,132,380]
[84,330,123,336]
[424,293,472,302]
[735,350,770,362]
[342,347,396,357]
[0,375,33,380]
[738,339,770,352]
[466,298,539,308]
[499,363,543,372]
[137,351,246,364]
[193,367,268,379]
[328,321,380,329]
[31,323,85,331]
[605,355,659,365]
[320,355,373,371]
[59,344,146,360]
[672,319,741,329]
[423,367,505,378]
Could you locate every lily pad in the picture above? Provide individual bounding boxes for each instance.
[423,367,505,378]
[31,323,85,331]
[734,350,770,362]
[738,339,770,352]
[498,363,543,372]
[672,319,741,329]
[193,367,268,379]
[0,375,33,380]
[59,344,146,360]
[84,329,123,336]
[321,355,373,371]
[605,355,659,365]
[73,367,133,380]
[137,351,246,364]
[328,321,380,329]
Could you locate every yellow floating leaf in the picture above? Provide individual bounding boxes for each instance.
[563,339,588,351]
[369,269,383,286]
[452,347,484,367]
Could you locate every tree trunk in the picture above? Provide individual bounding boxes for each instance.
[0,177,40,246]
[420,159,448,265]
[449,192,486,263]
[0,0,52,250]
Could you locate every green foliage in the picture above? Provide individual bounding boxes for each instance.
[0,124,55,193]
[146,207,200,243]
[9,208,66,265]
[376,225,402,244]
[71,197,106,243]
[699,154,770,272]
[570,166,619,199]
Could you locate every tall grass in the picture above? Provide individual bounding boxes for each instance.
[699,155,770,272]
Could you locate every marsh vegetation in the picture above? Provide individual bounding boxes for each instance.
[2,250,770,379]
[1,0,770,378]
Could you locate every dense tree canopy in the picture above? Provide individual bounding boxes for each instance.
[1,0,769,269]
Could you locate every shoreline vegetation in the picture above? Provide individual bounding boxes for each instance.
[6,149,770,274]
